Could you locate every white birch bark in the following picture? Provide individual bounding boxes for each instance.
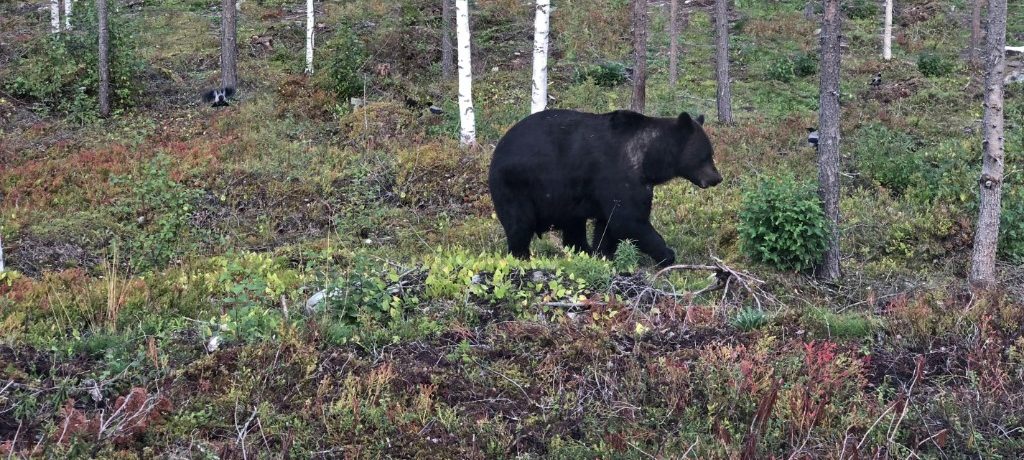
[455,0,476,145]
[883,0,893,60]
[0,233,5,272]
[530,0,551,113]
[50,0,61,34]
[305,0,314,74]
[64,0,73,30]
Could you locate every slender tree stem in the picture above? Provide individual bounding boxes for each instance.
[970,0,1007,287]
[816,0,842,280]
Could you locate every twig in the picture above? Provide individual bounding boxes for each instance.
[7,421,21,460]
[856,396,900,451]
[913,428,948,451]
[235,404,259,459]
[468,355,549,411]
[628,441,657,459]
[681,438,699,458]
[887,356,925,445]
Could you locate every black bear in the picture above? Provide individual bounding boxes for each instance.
[488,109,722,267]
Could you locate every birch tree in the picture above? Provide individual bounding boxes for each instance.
[882,0,893,60]
[455,0,476,145]
[64,0,72,30]
[668,0,679,87]
[714,0,732,123]
[530,0,551,114]
[305,0,314,74]
[0,233,5,272]
[97,0,110,117]
[442,0,454,79]
[816,0,842,280]
[221,0,238,89]
[50,0,61,34]
[970,0,1008,287]
[630,0,648,113]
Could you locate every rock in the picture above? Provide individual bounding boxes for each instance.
[306,289,328,311]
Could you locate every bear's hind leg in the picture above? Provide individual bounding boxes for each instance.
[560,220,591,254]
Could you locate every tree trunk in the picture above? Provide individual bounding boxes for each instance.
[305,0,314,74]
[668,0,679,87]
[50,0,61,33]
[883,0,893,60]
[630,0,648,113]
[221,0,238,89]
[816,0,842,281]
[969,0,1007,287]
[970,0,984,65]
[714,0,732,123]
[530,0,551,114]
[97,0,110,117]
[0,233,5,272]
[455,0,476,146]
[441,0,455,80]
[64,0,73,30]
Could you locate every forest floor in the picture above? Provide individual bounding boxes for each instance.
[1,0,1024,457]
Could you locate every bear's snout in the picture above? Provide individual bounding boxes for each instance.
[698,171,723,189]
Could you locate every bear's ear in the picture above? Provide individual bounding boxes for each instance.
[696,114,705,125]
[677,112,696,131]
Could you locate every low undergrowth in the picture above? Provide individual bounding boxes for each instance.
[2,0,1024,457]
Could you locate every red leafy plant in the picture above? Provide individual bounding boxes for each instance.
[52,387,172,446]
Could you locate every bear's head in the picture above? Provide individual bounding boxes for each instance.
[673,112,722,189]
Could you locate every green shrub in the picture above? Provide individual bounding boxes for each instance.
[765,55,796,83]
[613,240,641,274]
[319,255,421,340]
[5,0,143,121]
[562,252,614,291]
[1001,185,1024,263]
[738,175,829,272]
[763,52,816,83]
[852,124,922,195]
[112,156,200,272]
[918,51,956,77]
[423,251,596,313]
[573,61,629,87]
[803,307,880,339]
[792,52,818,77]
[322,26,367,101]
[906,138,978,206]
[999,91,1024,263]
[732,308,769,331]
[202,251,303,308]
[843,0,878,20]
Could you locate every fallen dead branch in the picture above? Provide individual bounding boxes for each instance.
[653,255,776,310]
[542,256,775,312]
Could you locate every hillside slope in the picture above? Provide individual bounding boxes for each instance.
[1,0,1023,457]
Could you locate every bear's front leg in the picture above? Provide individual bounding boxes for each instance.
[618,219,675,267]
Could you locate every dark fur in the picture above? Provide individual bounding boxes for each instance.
[488,109,722,267]
[201,87,236,107]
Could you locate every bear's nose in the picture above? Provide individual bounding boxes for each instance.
[702,174,723,188]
